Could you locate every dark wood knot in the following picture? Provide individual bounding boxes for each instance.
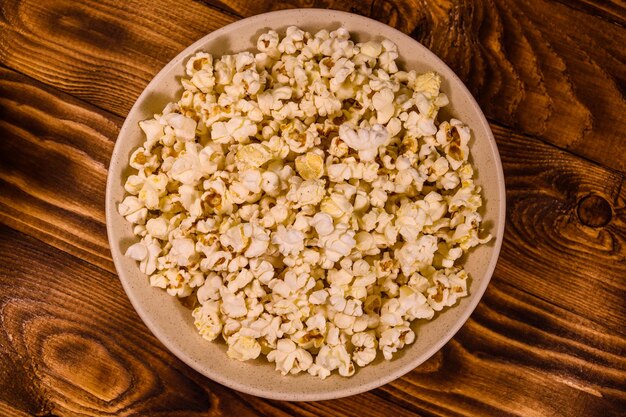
[577,194,612,227]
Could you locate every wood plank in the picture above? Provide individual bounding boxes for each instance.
[492,123,626,335]
[1,0,624,172]
[2,225,623,416]
[0,66,117,273]
[0,0,237,117]
[367,0,626,171]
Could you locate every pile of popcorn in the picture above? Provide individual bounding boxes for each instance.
[119,26,491,379]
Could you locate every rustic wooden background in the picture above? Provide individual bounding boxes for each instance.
[1,0,625,416]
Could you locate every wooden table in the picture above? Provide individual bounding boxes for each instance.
[1,1,625,416]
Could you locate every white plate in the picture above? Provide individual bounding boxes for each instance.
[106,8,505,401]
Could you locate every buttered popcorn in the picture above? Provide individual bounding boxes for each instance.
[120,27,491,379]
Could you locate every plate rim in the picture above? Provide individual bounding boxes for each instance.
[105,8,506,401]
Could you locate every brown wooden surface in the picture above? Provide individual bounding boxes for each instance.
[0,0,624,415]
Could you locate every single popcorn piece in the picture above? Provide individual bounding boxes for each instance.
[272,225,305,256]
[227,333,262,361]
[338,124,389,162]
[267,338,313,375]
[372,88,395,124]
[120,26,492,379]
[351,331,378,367]
[295,152,324,180]
[193,301,223,341]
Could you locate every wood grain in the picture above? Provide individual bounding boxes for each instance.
[0,0,625,415]
[0,66,117,273]
[205,0,626,172]
[553,0,626,26]
[1,94,624,413]
[0,402,32,417]
[2,63,623,333]
[493,123,626,335]
[0,0,237,117]
[0,226,260,417]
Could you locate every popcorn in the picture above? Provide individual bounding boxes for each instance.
[351,331,378,366]
[243,223,270,258]
[227,269,254,292]
[200,250,232,272]
[139,119,165,150]
[295,152,324,180]
[267,338,313,375]
[211,116,257,143]
[193,301,222,341]
[163,113,197,141]
[126,236,161,275]
[257,86,292,115]
[272,225,305,256]
[396,235,439,276]
[120,27,491,380]
[318,223,356,263]
[310,344,354,378]
[320,193,353,219]
[118,196,147,224]
[360,41,382,58]
[413,71,441,98]
[170,237,198,267]
[372,88,395,124]
[287,178,325,208]
[278,26,306,55]
[338,124,389,162]
[309,289,329,305]
[220,224,249,253]
[311,212,334,236]
[395,202,427,242]
[220,287,247,318]
[236,143,272,168]
[379,326,415,360]
[227,333,262,361]
[197,273,222,303]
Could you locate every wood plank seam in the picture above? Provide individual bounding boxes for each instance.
[488,116,626,178]
[1,4,622,172]
[0,62,125,127]
[3,194,620,412]
[0,2,624,415]
[1,0,623,173]
[371,389,455,417]
[0,223,458,417]
[0,208,114,274]
[549,0,626,27]
[491,274,625,339]
[192,0,245,19]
